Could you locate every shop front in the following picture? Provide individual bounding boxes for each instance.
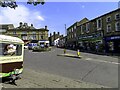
[78,34,103,52]
[104,35,120,53]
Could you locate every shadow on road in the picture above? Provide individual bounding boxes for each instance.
[0,77,19,86]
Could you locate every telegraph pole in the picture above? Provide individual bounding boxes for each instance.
[65,24,67,48]
[65,24,67,36]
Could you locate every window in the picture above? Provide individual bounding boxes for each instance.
[13,32,16,35]
[69,29,71,33]
[67,30,69,34]
[74,25,76,30]
[106,16,111,22]
[0,43,22,56]
[86,23,90,33]
[22,31,27,34]
[107,24,111,32]
[22,36,27,40]
[97,18,102,30]
[32,32,36,40]
[72,34,73,38]
[115,13,120,20]
[74,33,76,38]
[31,35,36,40]
[29,35,33,40]
[71,28,73,32]
[80,26,83,34]
[32,32,36,34]
[115,22,120,31]
[41,36,43,39]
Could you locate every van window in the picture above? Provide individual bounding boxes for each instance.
[0,43,22,56]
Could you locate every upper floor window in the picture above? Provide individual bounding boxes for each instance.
[106,16,111,22]
[72,34,74,38]
[115,13,120,20]
[67,30,69,35]
[74,25,76,30]
[86,23,90,33]
[107,24,111,32]
[13,31,16,35]
[32,32,36,34]
[97,18,102,30]
[74,33,76,38]
[80,26,84,34]
[71,27,73,32]
[22,31,27,34]
[41,36,44,39]
[68,28,71,33]
[115,22,120,31]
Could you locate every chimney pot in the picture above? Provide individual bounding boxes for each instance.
[45,26,47,29]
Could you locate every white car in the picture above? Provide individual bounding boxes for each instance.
[24,44,28,49]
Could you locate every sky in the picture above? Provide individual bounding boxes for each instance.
[0,1,119,36]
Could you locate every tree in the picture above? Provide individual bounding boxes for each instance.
[0,0,45,9]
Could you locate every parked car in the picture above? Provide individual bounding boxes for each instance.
[24,44,28,49]
[28,40,38,50]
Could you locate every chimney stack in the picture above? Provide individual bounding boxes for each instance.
[45,26,47,30]
[50,33,52,37]
[31,24,33,27]
[58,32,60,35]
[19,22,23,27]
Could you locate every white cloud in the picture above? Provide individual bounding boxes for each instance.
[82,5,85,8]
[0,4,45,28]
[37,16,44,21]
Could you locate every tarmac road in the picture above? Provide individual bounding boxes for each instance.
[1,47,119,88]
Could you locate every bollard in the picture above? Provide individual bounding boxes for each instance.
[64,49,66,54]
[77,49,80,56]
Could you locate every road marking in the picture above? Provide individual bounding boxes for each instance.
[85,58,119,65]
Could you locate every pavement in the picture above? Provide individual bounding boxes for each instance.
[2,68,107,88]
[57,53,82,58]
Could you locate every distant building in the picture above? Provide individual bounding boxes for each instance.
[66,18,89,49]
[49,32,63,46]
[0,22,49,44]
[0,24,14,34]
[58,36,67,48]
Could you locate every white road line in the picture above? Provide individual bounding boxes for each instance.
[85,58,119,65]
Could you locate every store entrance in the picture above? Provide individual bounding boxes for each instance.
[114,40,120,53]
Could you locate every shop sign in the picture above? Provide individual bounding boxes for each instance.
[106,36,120,40]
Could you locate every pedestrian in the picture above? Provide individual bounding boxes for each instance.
[96,44,98,53]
